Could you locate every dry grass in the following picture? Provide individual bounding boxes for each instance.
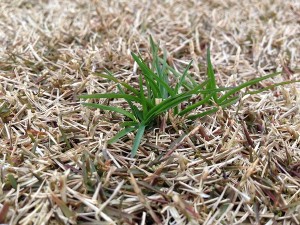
[0,0,300,224]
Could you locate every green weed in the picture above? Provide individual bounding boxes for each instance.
[80,37,284,157]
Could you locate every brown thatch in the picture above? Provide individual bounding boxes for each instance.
[0,0,299,224]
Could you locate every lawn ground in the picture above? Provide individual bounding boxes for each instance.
[0,0,300,224]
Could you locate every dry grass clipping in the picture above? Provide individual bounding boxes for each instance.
[0,0,300,224]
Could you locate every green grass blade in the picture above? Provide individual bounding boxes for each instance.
[217,72,281,104]
[200,87,236,94]
[246,79,300,95]
[190,85,236,95]
[134,55,160,98]
[175,84,237,117]
[7,174,18,189]
[158,57,198,89]
[131,124,146,157]
[206,48,218,102]
[197,79,210,91]
[150,36,162,76]
[108,126,137,144]
[161,49,168,82]
[144,93,192,124]
[131,52,175,97]
[150,36,159,71]
[94,72,139,95]
[82,103,137,122]
[79,93,142,104]
[187,96,239,120]
[130,105,143,122]
[175,60,193,94]
[178,94,212,116]
[187,108,219,120]
[160,50,169,99]
[218,96,239,106]
[150,37,169,99]
[144,77,155,102]
[139,75,148,119]
[117,85,143,122]
[121,121,138,127]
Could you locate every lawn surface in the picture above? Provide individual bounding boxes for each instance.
[0,0,300,224]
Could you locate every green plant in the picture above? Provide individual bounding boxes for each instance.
[80,37,285,157]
